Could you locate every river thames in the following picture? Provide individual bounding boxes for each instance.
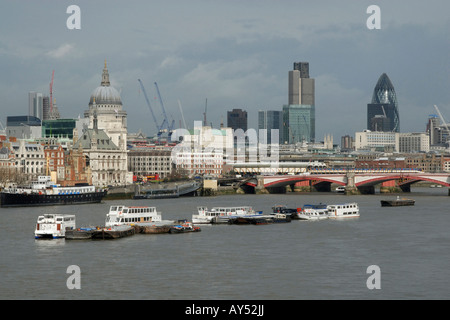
[1,187,449,300]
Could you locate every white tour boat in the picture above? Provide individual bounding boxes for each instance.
[34,214,76,239]
[327,203,360,218]
[297,205,329,220]
[105,205,172,227]
[193,206,261,224]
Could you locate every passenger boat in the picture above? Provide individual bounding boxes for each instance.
[193,206,261,224]
[327,203,360,218]
[1,176,106,207]
[335,186,345,193]
[169,220,201,234]
[381,197,415,207]
[296,203,329,220]
[105,205,173,227]
[34,214,76,239]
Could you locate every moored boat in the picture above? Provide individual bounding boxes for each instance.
[229,213,291,225]
[296,203,329,220]
[1,176,106,208]
[137,225,171,234]
[327,202,360,218]
[381,197,415,207]
[193,206,261,224]
[169,220,201,233]
[272,205,299,219]
[91,225,135,240]
[105,205,173,227]
[65,227,97,240]
[34,214,76,239]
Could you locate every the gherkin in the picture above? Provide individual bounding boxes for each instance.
[367,73,400,132]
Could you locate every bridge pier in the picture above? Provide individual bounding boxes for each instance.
[293,181,311,192]
[255,176,269,194]
[380,180,403,193]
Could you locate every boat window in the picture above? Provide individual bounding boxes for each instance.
[123,209,128,213]
[111,206,117,211]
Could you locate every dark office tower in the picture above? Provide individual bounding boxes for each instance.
[227,108,248,132]
[367,73,400,132]
[42,96,50,120]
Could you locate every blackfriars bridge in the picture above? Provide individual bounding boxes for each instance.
[227,170,450,195]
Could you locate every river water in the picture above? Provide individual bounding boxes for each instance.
[1,187,450,300]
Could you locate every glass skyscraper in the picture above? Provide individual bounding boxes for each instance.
[282,104,315,143]
[258,110,282,144]
[367,73,400,132]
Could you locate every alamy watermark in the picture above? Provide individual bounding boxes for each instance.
[170,120,280,167]
[66,5,81,30]
[366,5,381,30]
[66,265,81,290]
[366,265,381,290]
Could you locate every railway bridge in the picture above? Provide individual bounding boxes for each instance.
[232,170,450,195]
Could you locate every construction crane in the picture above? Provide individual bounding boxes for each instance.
[138,79,166,140]
[49,70,54,113]
[154,82,175,138]
[203,98,207,126]
[434,105,450,146]
[178,100,187,129]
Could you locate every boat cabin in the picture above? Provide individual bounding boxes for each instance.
[105,205,162,227]
[327,203,359,218]
[35,214,76,239]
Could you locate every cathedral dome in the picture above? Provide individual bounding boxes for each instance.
[88,60,122,107]
[89,86,122,106]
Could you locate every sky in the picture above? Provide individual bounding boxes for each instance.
[0,0,449,142]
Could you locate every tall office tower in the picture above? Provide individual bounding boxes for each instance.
[284,62,315,143]
[367,73,400,132]
[258,110,282,144]
[289,62,315,105]
[28,92,43,119]
[227,108,248,132]
[42,96,50,120]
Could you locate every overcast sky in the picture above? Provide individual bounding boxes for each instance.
[1,0,449,141]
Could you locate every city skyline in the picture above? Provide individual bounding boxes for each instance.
[1,1,449,141]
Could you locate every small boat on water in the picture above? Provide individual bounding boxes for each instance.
[193,206,261,224]
[327,202,360,218]
[169,220,201,234]
[34,214,76,239]
[381,197,415,207]
[272,205,299,219]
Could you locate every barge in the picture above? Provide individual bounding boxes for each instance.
[381,197,415,207]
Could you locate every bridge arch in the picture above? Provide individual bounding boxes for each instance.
[355,174,450,188]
